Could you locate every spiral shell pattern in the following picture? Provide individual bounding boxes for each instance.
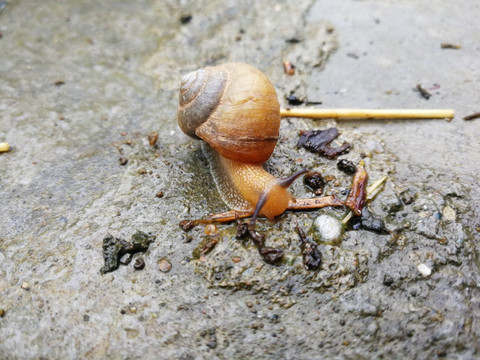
[178,68,227,139]
[177,63,281,163]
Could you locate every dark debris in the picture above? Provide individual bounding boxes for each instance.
[179,220,197,231]
[192,237,218,259]
[236,221,283,265]
[180,15,192,24]
[440,43,461,49]
[297,225,322,270]
[337,159,357,175]
[463,112,480,121]
[285,37,302,44]
[100,231,155,274]
[133,257,145,270]
[297,128,351,159]
[286,94,304,106]
[415,84,431,100]
[303,171,325,195]
[348,207,389,234]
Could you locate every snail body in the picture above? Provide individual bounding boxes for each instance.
[201,143,294,220]
[178,62,297,220]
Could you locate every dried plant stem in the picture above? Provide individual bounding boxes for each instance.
[342,175,389,224]
[280,108,455,120]
[367,175,389,201]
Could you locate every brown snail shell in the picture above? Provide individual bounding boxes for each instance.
[178,63,280,164]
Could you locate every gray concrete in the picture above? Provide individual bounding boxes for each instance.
[1,0,479,359]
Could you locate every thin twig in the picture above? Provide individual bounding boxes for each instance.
[463,112,480,121]
[280,108,454,120]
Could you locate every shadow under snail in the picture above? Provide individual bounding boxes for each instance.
[177,62,365,230]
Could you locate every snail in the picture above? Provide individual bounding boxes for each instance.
[178,62,368,229]
[175,62,452,265]
[178,63,309,225]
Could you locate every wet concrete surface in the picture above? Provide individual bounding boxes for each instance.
[0,0,479,358]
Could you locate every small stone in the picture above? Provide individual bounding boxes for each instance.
[310,214,343,245]
[21,282,30,290]
[148,131,159,146]
[158,258,172,273]
[231,256,242,263]
[206,340,217,349]
[155,191,164,198]
[442,206,456,222]
[129,306,137,314]
[383,274,394,287]
[400,187,417,205]
[0,309,5,317]
[204,224,218,236]
[303,171,325,193]
[83,314,90,321]
[133,257,145,270]
[417,263,432,277]
[367,321,379,336]
[337,159,357,175]
[365,139,384,153]
[269,314,279,323]
[119,157,128,166]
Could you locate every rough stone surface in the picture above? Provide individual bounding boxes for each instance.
[1,0,479,359]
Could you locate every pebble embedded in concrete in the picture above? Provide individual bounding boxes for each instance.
[442,206,456,222]
[417,263,432,277]
[310,214,344,245]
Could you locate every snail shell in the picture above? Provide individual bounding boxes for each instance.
[178,63,280,164]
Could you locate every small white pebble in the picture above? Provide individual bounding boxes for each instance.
[442,206,456,222]
[417,263,432,277]
[21,281,30,290]
[311,214,343,244]
[365,140,384,153]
